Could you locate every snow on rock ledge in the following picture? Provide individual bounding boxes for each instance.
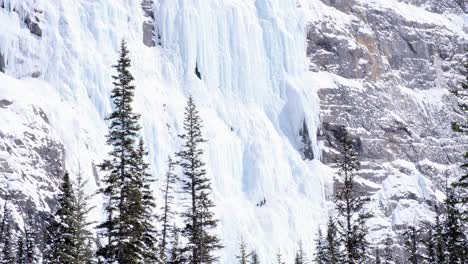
[0,73,64,220]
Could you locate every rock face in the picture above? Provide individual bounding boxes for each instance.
[309,0,467,246]
[396,0,466,14]
[0,98,65,220]
[141,0,156,47]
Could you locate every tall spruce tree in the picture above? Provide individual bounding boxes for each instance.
[16,235,26,264]
[276,252,285,264]
[160,157,178,262]
[0,201,10,248]
[375,248,381,264]
[97,39,157,264]
[0,204,14,264]
[444,188,465,263]
[44,172,77,264]
[382,234,394,264]
[314,228,327,264]
[24,212,38,264]
[334,128,371,263]
[403,225,423,264]
[133,138,158,263]
[294,240,307,264]
[0,203,4,248]
[73,170,96,264]
[176,96,222,263]
[421,222,436,264]
[168,224,184,264]
[250,250,260,264]
[433,205,445,263]
[43,171,96,264]
[326,216,340,264]
[235,238,250,264]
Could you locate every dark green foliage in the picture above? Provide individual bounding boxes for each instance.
[44,172,77,264]
[294,240,307,264]
[315,218,341,264]
[403,225,423,264]
[250,250,260,264]
[168,224,185,264]
[24,213,38,264]
[334,128,371,263]
[433,205,445,264]
[160,157,178,262]
[133,138,159,263]
[97,39,157,264]
[44,171,95,264]
[276,252,285,264]
[0,204,14,264]
[0,202,9,249]
[314,228,327,264]
[0,203,6,248]
[176,96,222,263]
[73,171,96,264]
[375,248,381,264]
[326,217,340,264]
[382,234,393,264]
[97,39,142,263]
[421,223,436,264]
[444,189,466,263]
[236,238,250,264]
[15,235,25,264]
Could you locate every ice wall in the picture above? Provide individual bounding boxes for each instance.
[0,0,331,262]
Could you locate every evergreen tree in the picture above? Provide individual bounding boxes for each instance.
[168,224,184,264]
[403,225,423,264]
[43,213,58,264]
[250,250,260,264]
[160,157,178,262]
[133,138,158,263]
[276,252,285,264]
[44,172,77,264]
[24,212,38,264]
[421,223,436,264]
[382,234,393,264]
[73,170,96,264]
[314,228,327,264]
[0,203,4,247]
[375,248,381,264]
[42,171,96,264]
[176,96,222,263]
[334,128,371,263]
[15,235,26,264]
[97,39,157,264]
[236,238,250,264]
[326,216,340,264]
[0,204,14,264]
[97,38,141,263]
[294,240,307,264]
[433,205,445,263]
[0,201,9,248]
[444,188,465,263]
